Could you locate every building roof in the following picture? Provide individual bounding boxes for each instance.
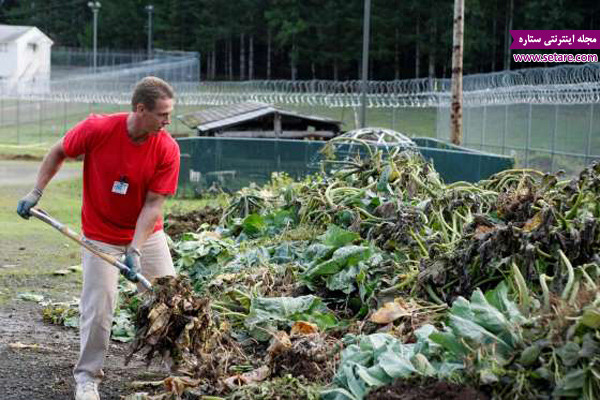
[178,101,342,133]
[0,24,53,44]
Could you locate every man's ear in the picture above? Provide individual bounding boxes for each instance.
[135,103,145,113]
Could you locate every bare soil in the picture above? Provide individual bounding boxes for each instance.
[0,301,167,400]
[366,379,489,400]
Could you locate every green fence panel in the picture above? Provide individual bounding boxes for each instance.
[176,137,514,195]
[413,137,514,183]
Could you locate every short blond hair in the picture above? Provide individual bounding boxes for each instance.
[131,76,175,111]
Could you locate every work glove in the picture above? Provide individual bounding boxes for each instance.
[17,187,43,219]
[121,246,142,282]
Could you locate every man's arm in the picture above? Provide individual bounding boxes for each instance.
[130,191,168,251]
[17,139,68,219]
[120,191,168,281]
[35,139,68,192]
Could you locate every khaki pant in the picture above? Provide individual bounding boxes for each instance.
[73,230,175,384]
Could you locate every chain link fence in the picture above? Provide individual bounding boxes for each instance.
[1,50,599,175]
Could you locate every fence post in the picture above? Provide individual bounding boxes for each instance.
[502,104,508,155]
[586,103,594,166]
[465,105,470,147]
[63,101,68,134]
[525,103,532,168]
[39,100,43,143]
[481,104,487,151]
[551,104,558,172]
[16,98,20,145]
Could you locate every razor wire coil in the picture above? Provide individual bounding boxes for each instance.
[2,54,600,108]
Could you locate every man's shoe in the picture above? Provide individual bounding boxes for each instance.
[75,381,100,400]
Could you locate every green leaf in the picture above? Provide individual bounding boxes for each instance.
[411,353,436,376]
[448,314,513,357]
[580,308,600,329]
[344,364,367,399]
[320,387,358,400]
[325,264,360,293]
[111,311,135,343]
[264,208,297,230]
[469,289,511,335]
[242,213,266,237]
[303,246,371,279]
[64,315,79,328]
[518,345,541,366]
[485,281,525,325]
[429,331,469,359]
[557,342,581,367]
[303,243,336,264]
[377,165,393,193]
[319,224,360,248]
[579,334,600,359]
[244,295,336,341]
[553,368,586,395]
[355,364,387,387]
[378,349,416,378]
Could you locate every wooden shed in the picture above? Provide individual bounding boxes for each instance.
[178,102,342,140]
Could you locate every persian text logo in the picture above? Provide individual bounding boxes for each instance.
[510,30,600,50]
[513,53,598,63]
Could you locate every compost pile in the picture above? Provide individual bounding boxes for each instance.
[164,206,222,239]
[124,140,600,400]
[126,276,213,370]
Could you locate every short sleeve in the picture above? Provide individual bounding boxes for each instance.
[148,141,180,195]
[62,115,98,158]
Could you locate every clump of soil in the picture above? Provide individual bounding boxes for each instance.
[268,330,340,383]
[366,379,488,400]
[164,206,222,239]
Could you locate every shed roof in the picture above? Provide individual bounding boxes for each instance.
[0,24,53,44]
[178,102,342,133]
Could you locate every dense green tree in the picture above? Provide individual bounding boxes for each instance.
[1,0,598,80]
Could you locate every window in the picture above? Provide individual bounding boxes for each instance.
[27,43,37,52]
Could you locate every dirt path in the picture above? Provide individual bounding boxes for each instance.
[0,160,82,186]
[0,302,167,400]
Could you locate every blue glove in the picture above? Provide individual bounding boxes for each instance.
[17,187,43,219]
[121,246,142,282]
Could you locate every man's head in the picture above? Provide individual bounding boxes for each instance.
[131,76,174,112]
[131,76,175,135]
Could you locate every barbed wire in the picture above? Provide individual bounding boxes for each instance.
[3,58,600,107]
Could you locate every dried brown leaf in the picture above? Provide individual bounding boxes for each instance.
[370,302,410,324]
[163,376,201,396]
[290,321,319,337]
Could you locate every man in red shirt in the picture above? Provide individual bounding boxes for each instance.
[17,76,180,400]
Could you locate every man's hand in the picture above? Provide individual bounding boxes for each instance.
[17,188,43,219]
[121,246,142,282]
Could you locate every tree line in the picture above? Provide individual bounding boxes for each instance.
[1,0,598,81]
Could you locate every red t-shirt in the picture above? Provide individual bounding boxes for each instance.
[63,113,180,245]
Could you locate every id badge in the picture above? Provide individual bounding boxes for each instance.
[112,180,129,195]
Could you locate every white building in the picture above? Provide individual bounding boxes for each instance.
[0,24,53,93]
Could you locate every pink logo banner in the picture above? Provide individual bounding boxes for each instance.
[510,30,600,50]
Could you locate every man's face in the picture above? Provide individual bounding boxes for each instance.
[137,97,174,135]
